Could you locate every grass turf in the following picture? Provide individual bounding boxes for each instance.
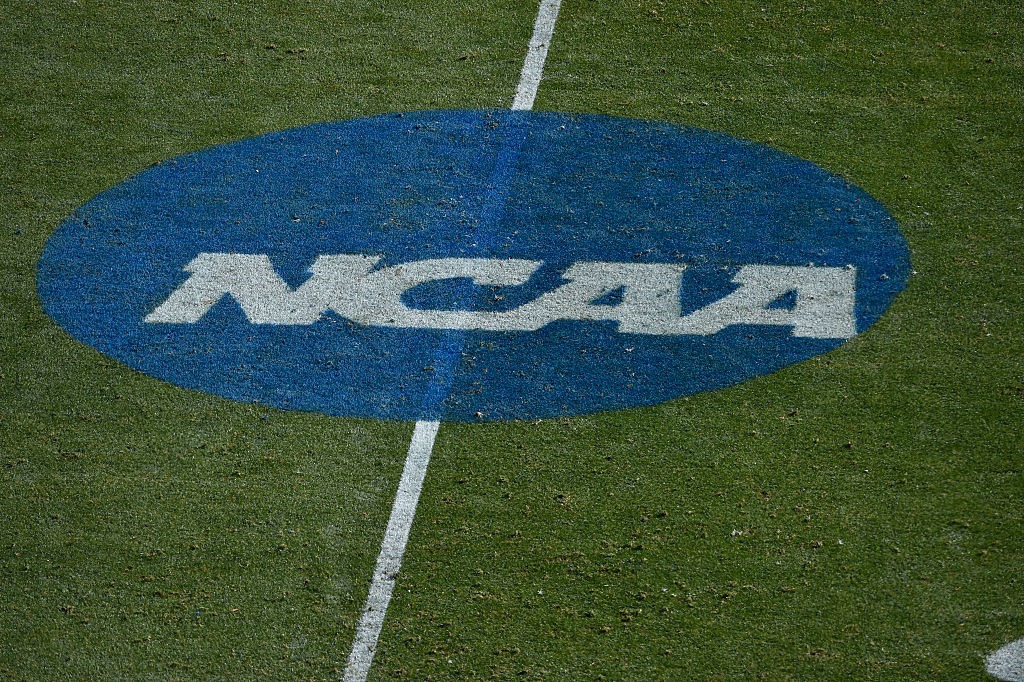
[1,0,1022,678]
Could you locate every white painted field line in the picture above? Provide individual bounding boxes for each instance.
[511,0,563,111]
[343,1,562,679]
[344,419,439,681]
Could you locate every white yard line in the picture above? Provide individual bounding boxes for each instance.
[511,0,563,111]
[344,420,439,681]
[343,1,563,679]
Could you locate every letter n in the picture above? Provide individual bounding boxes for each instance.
[144,253,377,324]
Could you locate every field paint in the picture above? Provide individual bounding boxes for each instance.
[147,255,857,339]
[344,1,564,678]
[511,0,562,110]
[988,637,1024,681]
[39,112,910,421]
[344,420,440,681]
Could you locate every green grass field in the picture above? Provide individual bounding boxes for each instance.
[2,0,1022,678]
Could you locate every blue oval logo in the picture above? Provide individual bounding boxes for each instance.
[37,110,909,421]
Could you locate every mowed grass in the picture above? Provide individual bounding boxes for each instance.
[1,0,1022,679]
[0,0,534,677]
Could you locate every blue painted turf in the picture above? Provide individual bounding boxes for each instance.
[37,110,910,421]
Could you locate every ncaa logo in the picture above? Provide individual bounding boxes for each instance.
[38,110,909,421]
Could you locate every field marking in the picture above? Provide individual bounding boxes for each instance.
[343,1,563,677]
[342,0,563,677]
[511,0,563,110]
[343,420,440,681]
[988,637,1024,681]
